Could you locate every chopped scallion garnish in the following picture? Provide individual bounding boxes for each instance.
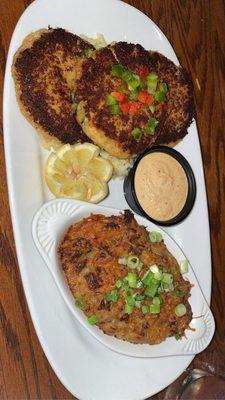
[127,272,138,288]
[174,303,187,317]
[106,290,118,302]
[149,304,160,314]
[150,264,159,274]
[141,305,149,314]
[87,315,98,325]
[179,260,189,274]
[115,279,123,288]
[124,304,134,314]
[149,231,163,243]
[127,256,140,269]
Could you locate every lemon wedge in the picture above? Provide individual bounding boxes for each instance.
[45,143,113,203]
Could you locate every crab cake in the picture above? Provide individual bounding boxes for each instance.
[12,28,94,146]
[75,42,194,158]
[111,42,194,145]
[58,211,192,345]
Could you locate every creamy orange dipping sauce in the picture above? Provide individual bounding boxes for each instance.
[134,152,188,221]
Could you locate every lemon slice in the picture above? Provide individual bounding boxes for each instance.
[45,143,113,203]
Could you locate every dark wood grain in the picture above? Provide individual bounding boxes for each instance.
[0,0,224,399]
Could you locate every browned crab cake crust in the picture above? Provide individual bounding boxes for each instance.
[111,42,195,146]
[58,211,192,345]
[75,46,162,159]
[12,28,94,145]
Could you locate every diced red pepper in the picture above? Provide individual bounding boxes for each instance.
[138,91,154,105]
[138,91,148,103]
[139,66,149,80]
[111,91,126,102]
[145,94,154,105]
[156,103,165,110]
[129,102,140,115]
[120,102,131,114]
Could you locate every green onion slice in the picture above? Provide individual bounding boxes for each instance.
[131,128,142,142]
[174,303,187,317]
[115,279,123,288]
[124,304,134,314]
[87,315,98,325]
[162,273,173,285]
[149,304,160,314]
[145,281,159,298]
[152,296,161,306]
[106,290,118,302]
[179,260,189,274]
[127,256,140,269]
[149,231,163,243]
[125,295,136,307]
[127,272,138,288]
[150,264,159,274]
[141,305,149,314]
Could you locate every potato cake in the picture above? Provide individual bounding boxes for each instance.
[58,211,192,345]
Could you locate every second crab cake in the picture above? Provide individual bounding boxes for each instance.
[74,42,194,158]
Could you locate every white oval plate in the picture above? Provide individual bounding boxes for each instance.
[3,0,213,398]
[32,198,215,358]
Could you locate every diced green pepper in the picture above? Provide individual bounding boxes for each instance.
[106,94,117,105]
[146,118,159,135]
[110,104,120,115]
[131,127,142,142]
[155,91,166,103]
[111,64,125,77]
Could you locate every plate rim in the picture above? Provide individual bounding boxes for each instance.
[3,0,212,398]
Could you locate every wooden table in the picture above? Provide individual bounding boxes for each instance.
[0,0,224,398]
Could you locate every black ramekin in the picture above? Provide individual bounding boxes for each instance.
[123,146,196,226]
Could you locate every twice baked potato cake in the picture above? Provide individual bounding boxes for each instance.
[12,28,94,146]
[58,211,192,345]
